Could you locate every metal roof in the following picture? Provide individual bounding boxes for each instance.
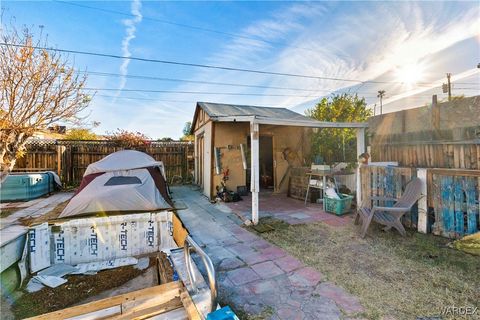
[197,102,310,121]
[191,102,368,134]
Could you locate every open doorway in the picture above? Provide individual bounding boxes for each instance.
[247,135,274,190]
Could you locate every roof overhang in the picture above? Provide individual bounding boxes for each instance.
[211,115,368,128]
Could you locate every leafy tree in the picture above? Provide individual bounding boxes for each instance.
[0,26,90,182]
[181,121,194,141]
[64,128,98,140]
[107,129,150,148]
[306,93,372,164]
[158,137,174,142]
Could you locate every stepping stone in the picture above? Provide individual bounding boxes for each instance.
[288,267,323,287]
[227,267,260,286]
[251,261,284,279]
[218,257,245,271]
[273,255,303,273]
[315,282,364,315]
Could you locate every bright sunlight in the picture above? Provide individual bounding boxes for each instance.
[395,63,426,85]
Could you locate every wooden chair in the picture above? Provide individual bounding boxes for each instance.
[355,177,423,238]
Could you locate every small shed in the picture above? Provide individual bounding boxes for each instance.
[190,101,368,224]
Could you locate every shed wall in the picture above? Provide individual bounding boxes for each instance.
[210,123,311,198]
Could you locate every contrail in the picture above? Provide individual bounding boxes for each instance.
[116,0,143,98]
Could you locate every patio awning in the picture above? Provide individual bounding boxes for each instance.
[228,116,368,225]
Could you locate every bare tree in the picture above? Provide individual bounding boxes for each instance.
[0,26,90,182]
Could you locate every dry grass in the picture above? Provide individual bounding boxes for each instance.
[253,218,480,320]
[19,200,69,226]
[0,208,20,218]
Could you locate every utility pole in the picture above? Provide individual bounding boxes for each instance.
[377,90,385,115]
[446,73,451,101]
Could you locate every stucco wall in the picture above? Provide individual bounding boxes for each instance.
[210,123,311,198]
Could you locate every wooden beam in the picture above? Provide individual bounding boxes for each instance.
[356,128,366,207]
[251,121,260,225]
[180,288,202,320]
[429,168,480,177]
[417,168,428,234]
[26,282,184,320]
[212,115,368,128]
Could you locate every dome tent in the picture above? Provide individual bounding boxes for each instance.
[60,150,173,218]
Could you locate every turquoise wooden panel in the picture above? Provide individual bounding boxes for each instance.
[453,176,465,236]
[441,176,454,232]
[464,177,478,234]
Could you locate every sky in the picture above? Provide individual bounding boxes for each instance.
[1,1,479,139]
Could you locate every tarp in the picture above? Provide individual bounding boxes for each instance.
[83,150,165,176]
[59,150,172,218]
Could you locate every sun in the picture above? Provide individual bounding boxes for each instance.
[395,63,425,85]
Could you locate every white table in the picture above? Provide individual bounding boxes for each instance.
[304,170,331,209]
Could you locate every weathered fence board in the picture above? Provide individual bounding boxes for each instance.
[13,140,194,186]
[371,142,480,170]
[431,169,480,238]
[360,165,417,228]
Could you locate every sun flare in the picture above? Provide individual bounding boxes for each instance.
[395,63,425,85]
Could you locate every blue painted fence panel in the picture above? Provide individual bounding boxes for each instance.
[433,173,479,238]
[465,178,478,235]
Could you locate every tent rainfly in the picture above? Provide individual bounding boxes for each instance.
[60,150,173,218]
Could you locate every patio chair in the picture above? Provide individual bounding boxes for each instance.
[355,177,423,238]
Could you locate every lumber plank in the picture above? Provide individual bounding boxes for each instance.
[180,289,202,320]
[27,281,184,320]
[113,297,182,320]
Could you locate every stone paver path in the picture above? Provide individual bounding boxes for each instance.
[172,186,364,319]
[224,191,352,227]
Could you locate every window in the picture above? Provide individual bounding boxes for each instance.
[104,176,142,186]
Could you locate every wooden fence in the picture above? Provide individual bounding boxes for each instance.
[13,140,194,186]
[429,169,480,238]
[370,142,480,170]
[360,165,480,238]
[360,165,417,228]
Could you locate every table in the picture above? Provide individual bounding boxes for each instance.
[304,170,331,209]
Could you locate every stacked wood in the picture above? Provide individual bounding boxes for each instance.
[287,167,310,201]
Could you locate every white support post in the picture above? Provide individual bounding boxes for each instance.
[417,168,428,233]
[250,121,260,225]
[356,128,366,207]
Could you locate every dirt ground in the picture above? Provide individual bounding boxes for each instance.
[9,253,176,319]
[250,217,480,320]
[19,200,69,226]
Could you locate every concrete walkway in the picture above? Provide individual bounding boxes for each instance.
[172,186,364,320]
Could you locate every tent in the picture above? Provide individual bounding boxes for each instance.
[60,150,173,218]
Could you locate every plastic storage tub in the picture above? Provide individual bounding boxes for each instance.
[0,173,56,202]
[324,193,354,215]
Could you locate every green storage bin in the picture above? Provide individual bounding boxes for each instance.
[324,193,353,215]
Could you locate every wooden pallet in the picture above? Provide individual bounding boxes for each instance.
[26,281,201,320]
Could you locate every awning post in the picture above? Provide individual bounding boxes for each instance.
[250,121,260,225]
[356,128,366,207]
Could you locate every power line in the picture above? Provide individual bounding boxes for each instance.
[95,95,195,103]
[54,0,322,54]
[0,42,396,84]
[2,42,468,91]
[85,87,322,97]
[85,71,331,92]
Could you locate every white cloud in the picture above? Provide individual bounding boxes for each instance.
[115,2,480,137]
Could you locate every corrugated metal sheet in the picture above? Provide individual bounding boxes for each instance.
[197,102,310,121]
